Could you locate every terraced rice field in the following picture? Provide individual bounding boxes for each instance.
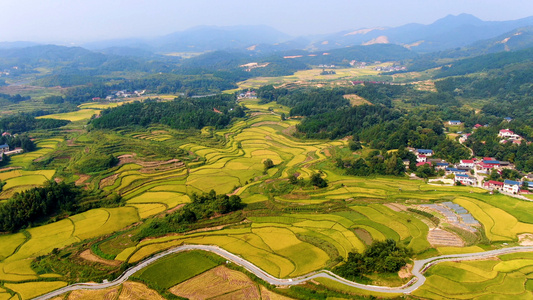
[118,205,431,279]
[2,99,533,299]
[36,109,100,121]
[414,256,533,299]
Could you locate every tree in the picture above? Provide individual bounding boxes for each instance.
[310,172,328,188]
[288,174,299,185]
[349,140,362,151]
[263,158,274,169]
[415,164,435,178]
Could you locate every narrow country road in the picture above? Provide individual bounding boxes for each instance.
[33,245,533,299]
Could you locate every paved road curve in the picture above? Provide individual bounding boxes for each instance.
[33,245,533,300]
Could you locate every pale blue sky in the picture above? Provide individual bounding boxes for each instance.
[2,0,533,43]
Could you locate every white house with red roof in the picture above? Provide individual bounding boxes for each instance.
[498,129,520,140]
[484,180,504,191]
[459,159,475,169]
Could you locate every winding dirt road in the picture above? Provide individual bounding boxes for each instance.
[33,245,533,299]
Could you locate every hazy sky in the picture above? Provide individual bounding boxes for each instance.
[2,0,533,43]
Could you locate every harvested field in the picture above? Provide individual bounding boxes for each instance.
[79,249,121,266]
[75,174,90,186]
[99,173,119,189]
[170,266,259,300]
[66,286,120,300]
[260,286,294,300]
[427,228,464,247]
[118,281,164,300]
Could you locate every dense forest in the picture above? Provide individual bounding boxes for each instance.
[0,113,70,134]
[91,95,245,130]
[0,182,84,232]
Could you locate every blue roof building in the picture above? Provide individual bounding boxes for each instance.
[504,180,521,186]
[417,149,433,154]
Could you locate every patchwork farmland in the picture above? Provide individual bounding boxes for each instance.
[1,99,533,299]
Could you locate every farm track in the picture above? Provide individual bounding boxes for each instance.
[32,245,533,299]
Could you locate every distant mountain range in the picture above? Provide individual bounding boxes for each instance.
[308,14,533,53]
[2,14,533,61]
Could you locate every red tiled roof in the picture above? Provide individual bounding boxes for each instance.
[485,180,504,186]
[416,161,432,167]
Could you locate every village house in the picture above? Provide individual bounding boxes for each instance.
[4,148,23,156]
[455,174,477,186]
[435,162,449,170]
[238,91,257,99]
[473,124,483,129]
[503,179,521,194]
[504,117,513,123]
[482,159,500,168]
[484,180,504,191]
[416,155,427,163]
[446,167,467,175]
[498,129,521,140]
[448,120,462,125]
[459,159,476,169]
[416,149,433,156]
[0,144,9,154]
[402,159,410,167]
[477,163,495,174]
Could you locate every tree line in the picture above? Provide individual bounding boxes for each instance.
[91,95,245,130]
[0,113,70,134]
[136,190,244,240]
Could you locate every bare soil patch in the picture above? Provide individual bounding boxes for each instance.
[398,264,413,279]
[118,154,185,174]
[79,249,121,267]
[0,167,21,172]
[75,174,91,187]
[282,126,297,136]
[322,149,331,157]
[343,94,372,106]
[519,234,533,246]
[100,173,119,189]
[228,187,242,196]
